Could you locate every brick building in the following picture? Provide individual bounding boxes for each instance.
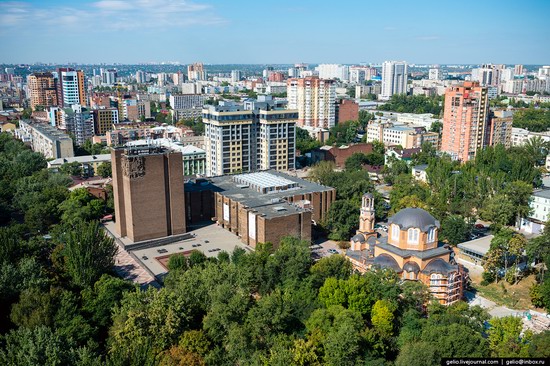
[335,99,359,124]
[112,145,186,243]
[184,170,336,248]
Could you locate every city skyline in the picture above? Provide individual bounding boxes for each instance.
[1,0,549,65]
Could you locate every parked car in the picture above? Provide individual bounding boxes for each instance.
[475,224,486,229]
[327,249,339,254]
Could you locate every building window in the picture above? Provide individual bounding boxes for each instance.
[391,224,400,240]
[430,273,441,286]
[427,228,436,243]
[407,228,419,244]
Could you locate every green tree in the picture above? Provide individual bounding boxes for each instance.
[488,316,530,357]
[440,215,470,245]
[96,162,112,178]
[56,220,117,288]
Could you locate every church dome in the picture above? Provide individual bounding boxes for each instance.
[403,261,420,273]
[351,233,366,243]
[388,208,440,232]
[421,258,457,275]
[373,254,402,273]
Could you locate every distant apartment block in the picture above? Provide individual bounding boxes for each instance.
[170,94,206,122]
[366,121,438,149]
[28,72,57,111]
[487,110,513,148]
[92,108,119,135]
[381,61,408,100]
[187,63,206,81]
[441,82,489,161]
[15,120,74,159]
[112,145,186,243]
[287,77,336,129]
[59,105,94,145]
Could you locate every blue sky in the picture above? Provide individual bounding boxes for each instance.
[0,0,549,64]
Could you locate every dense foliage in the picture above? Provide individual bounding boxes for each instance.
[512,108,550,132]
[296,127,321,154]
[378,95,443,116]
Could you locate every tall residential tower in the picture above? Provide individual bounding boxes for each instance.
[441,82,489,161]
[381,61,408,100]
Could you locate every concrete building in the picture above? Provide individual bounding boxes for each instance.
[15,120,74,159]
[185,170,335,248]
[381,61,408,100]
[514,64,524,76]
[518,188,550,234]
[335,99,359,124]
[28,72,57,111]
[231,70,242,82]
[366,121,436,149]
[47,154,111,176]
[60,105,94,145]
[169,94,206,122]
[287,77,336,129]
[92,108,119,135]
[57,68,86,107]
[412,164,428,183]
[428,68,442,81]
[487,109,513,148]
[203,97,297,176]
[112,145,186,243]
[441,82,489,161]
[316,64,349,81]
[188,63,206,81]
[346,198,463,306]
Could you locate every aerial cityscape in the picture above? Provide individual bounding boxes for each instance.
[1,0,550,365]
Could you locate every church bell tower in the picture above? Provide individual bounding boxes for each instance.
[358,193,375,234]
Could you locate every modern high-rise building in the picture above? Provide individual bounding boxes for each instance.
[287,77,336,129]
[187,63,206,81]
[56,68,86,107]
[112,145,186,243]
[428,68,442,80]
[231,70,242,82]
[514,64,524,76]
[101,68,117,85]
[92,108,119,135]
[28,72,58,111]
[441,82,489,161]
[472,64,506,87]
[203,97,297,176]
[135,70,147,83]
[381,61,408,100]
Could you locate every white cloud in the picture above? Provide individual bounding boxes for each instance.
[0,0,226,32]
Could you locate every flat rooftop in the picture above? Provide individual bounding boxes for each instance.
[186,170,334,219]
[457,235,494,256]
[131,223,249,278]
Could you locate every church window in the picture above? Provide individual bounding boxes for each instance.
[427,228,436,243]
[430,273,442,286]
[391,224,400,240]
[407,228,419,244]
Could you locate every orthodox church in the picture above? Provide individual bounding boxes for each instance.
[345,193,463,305]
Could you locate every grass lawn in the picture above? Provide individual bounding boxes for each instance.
[472,274,540,310]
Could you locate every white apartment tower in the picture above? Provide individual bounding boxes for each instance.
[381,61,408,100]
